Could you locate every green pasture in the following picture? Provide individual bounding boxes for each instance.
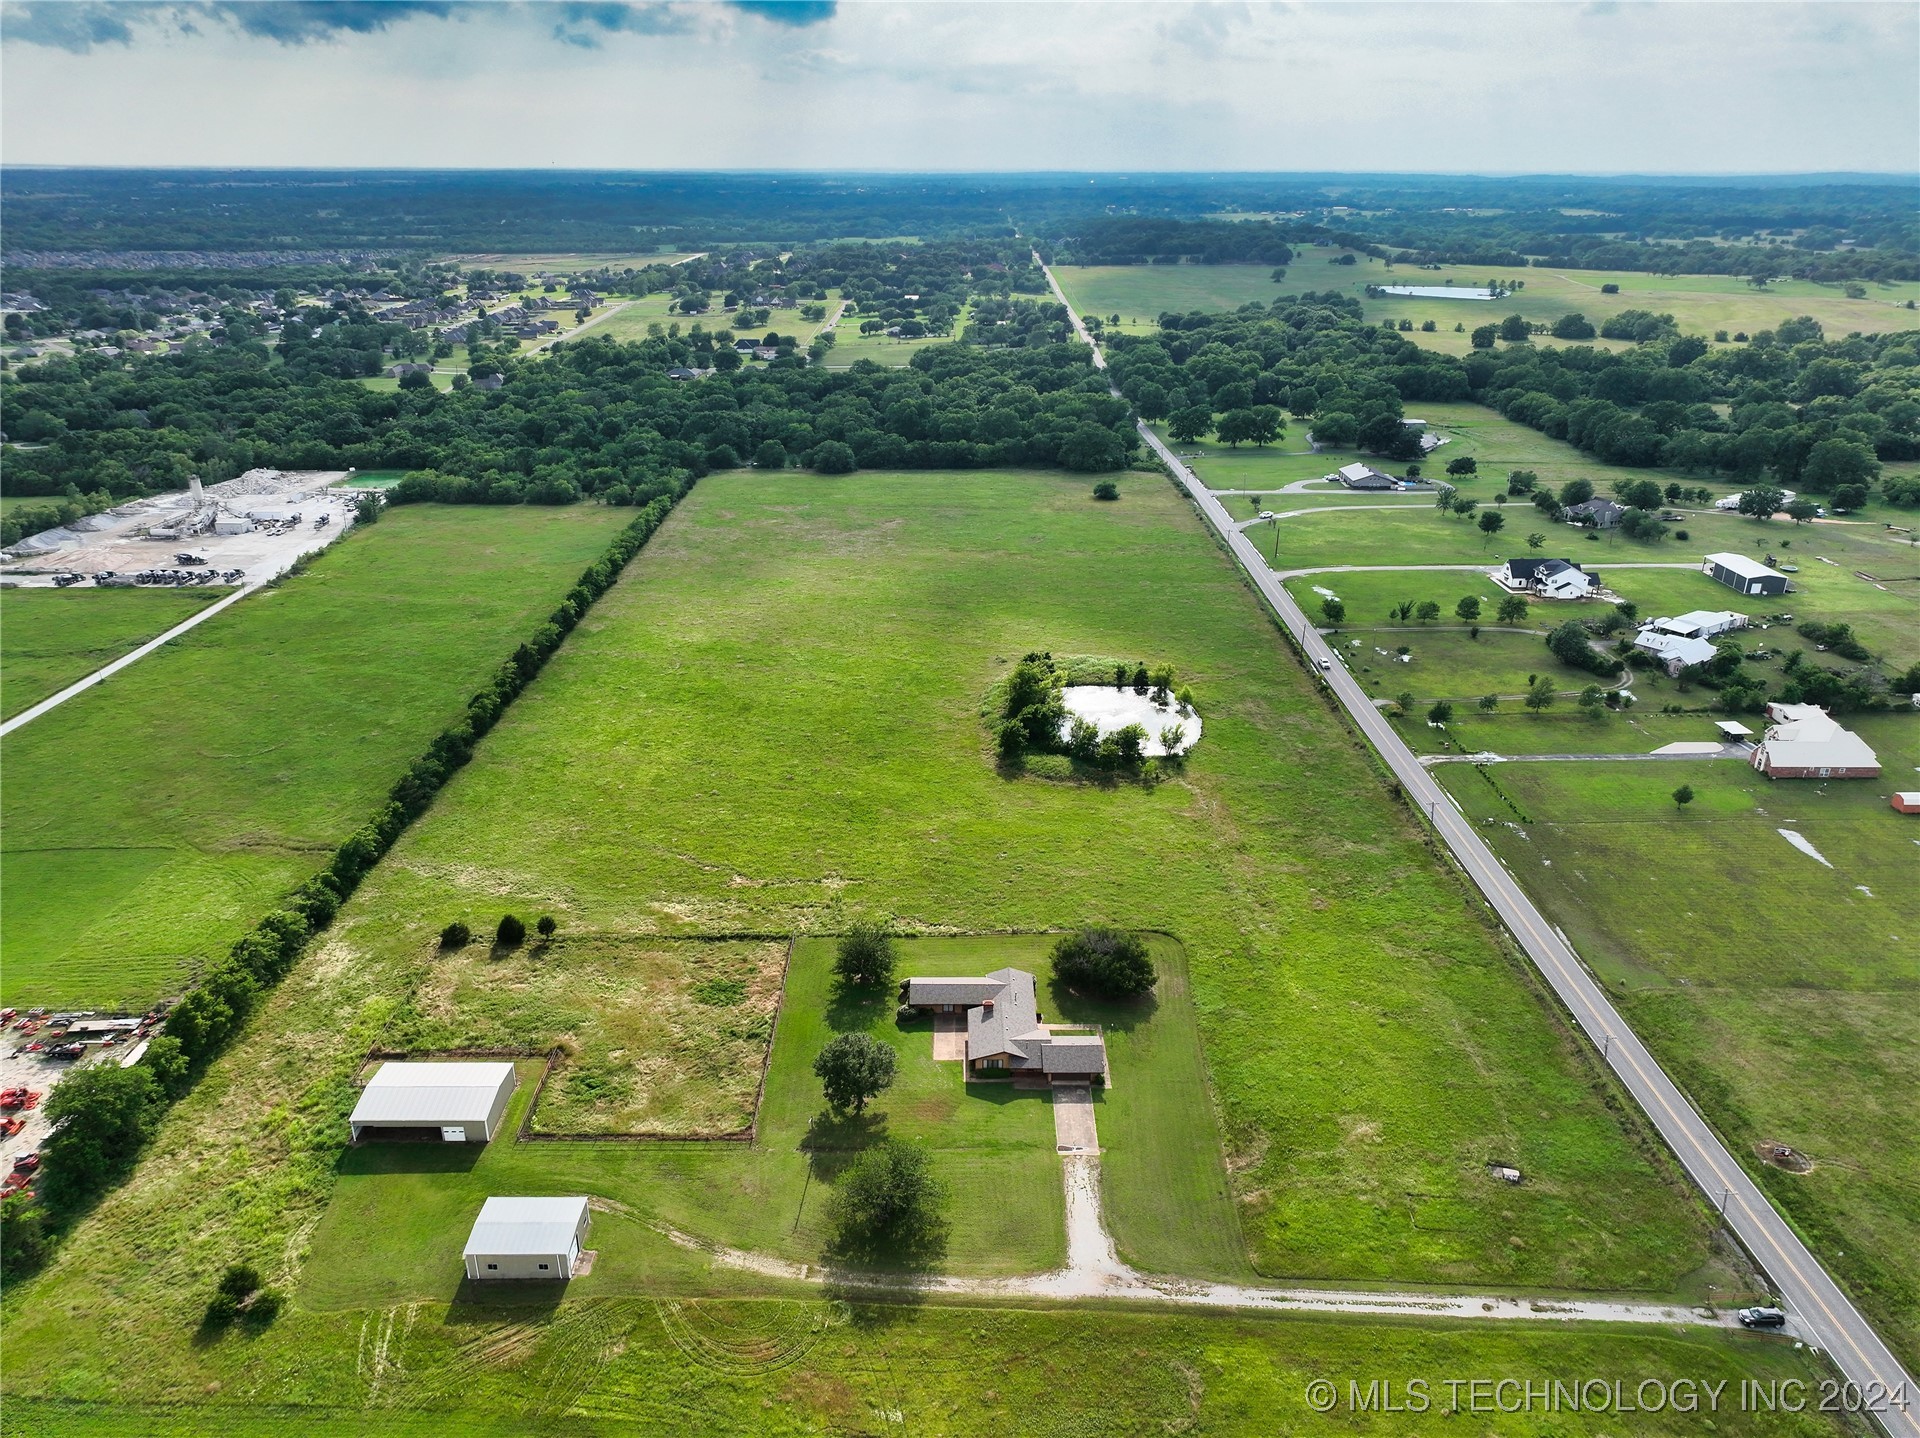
[1333,627,1613,704]
[0,1307,1841,1438]
[0,504,630,1009]
[1057,248,1920,354]
[1394,708,1742,758]
[1436,716,1920,1364]
[823,305,967,369]
[1,586,222,719]
[590,294,839,351]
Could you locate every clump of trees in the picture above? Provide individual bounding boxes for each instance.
[994,653,1188,771]
[1546,620,1626,678]
[814,1033,898,1116]
[204,1262,283,1329]
[1050,928,1156,999]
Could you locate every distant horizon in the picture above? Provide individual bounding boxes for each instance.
[3,165,1913,183]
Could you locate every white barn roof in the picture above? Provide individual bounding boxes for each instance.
[1703,551,1784,582]
[463,1197,589,1258]
[350,1062,515,1128]
[1757,714,1879,771]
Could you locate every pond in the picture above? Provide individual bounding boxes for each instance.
[1375,286,1498,300]
[1057,685,1202,757]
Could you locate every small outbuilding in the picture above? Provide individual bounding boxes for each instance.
[463,1196,591,1281]
[1703,552,1789,597]
[349,1061,517,1143]
[1892,793,1920,815]
[1715,720,1755,741]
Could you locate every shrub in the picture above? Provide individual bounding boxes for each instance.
[810,440,857,474]
[439,920,471,949]
[536,915,557,939]
[835,919,898,988]
[1,1193,48,1282]
[1050,928,1156,998]
[496,914,527,948]
[1092,481,1119,501]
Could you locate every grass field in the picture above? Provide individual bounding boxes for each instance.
[0,470,1821,1431]
[401,936,789,1136]
[821,305,966,369]
[1,587,221,719]
[0,504,630,1009]
[0,1305,1843,1437]
[590,295,840,351]
[1056,248,1920,355]
[1435,714,1920,1365]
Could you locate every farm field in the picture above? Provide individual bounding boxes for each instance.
[1331,626,1619,705]
[0,1305,1842,1438]
[0,504,630,1009]
[1435,715,1920,1365]
[822,304,966,369]
[0,469,1793,1432]
[1055,248,1920,354]
[0,586,221,719]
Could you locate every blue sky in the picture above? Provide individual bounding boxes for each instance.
[2,1,1914,173]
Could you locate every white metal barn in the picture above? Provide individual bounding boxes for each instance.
[463,1197,591,1281]
[349,1061,517,1143]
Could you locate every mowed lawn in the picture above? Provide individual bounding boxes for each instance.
[1436,717,1920,1366]
[1,586,223,719]
[0,504,629,1009]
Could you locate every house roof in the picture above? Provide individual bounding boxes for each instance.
[967,967,1042,1061]
[463,1197,588,1258]
[1635,630,1717,668]
[1716,720,1755,737]
[1704,551,1785,582]
[906,977,1006,1008]
[1566,498,1624,522]
[1336,462,1392,485]
[350,1062,514,1127]
[1655,610,1743,637]
[1039,1035,1107,1074]
[1757,714,1879,771]
[1503,557,1580,580]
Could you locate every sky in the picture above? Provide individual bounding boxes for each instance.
[1,1,1915,175]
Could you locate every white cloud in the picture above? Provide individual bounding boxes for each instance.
[1,1,1913,172]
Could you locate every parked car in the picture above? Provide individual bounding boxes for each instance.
[1317,657,1332,672]
[1738,1306,1787,1329]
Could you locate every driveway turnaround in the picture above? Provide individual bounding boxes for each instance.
[1036,255,1919,1438]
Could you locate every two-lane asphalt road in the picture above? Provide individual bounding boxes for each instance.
[1037,254,1917,1435]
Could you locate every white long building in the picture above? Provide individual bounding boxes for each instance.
[349,1061,518,1143]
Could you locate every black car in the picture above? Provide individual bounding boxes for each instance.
[1738,1306,1787,1329]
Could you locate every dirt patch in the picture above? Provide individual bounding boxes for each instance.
[1755,1141,1815,1174]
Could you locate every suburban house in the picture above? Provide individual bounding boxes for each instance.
[1332,461,1395,490]
[1750,703,1881,780]
[1703,552,1789,597]
[349,1061,517,1143]
[1564,497,1625,529]
[462,1197,590,1281]
[471,373,504,391]
[1648,610,1747,641]
[1633,627,1718,675]
[384,362,433,378]
[900,969,1108,1085]
[1492,556,1595,600]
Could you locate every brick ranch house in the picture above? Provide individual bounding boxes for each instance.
[900,968,1108,1085]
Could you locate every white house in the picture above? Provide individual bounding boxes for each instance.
[1333,461,1395,490]
[1648,610,1747,641]
[1493,557,1595,600]
[462,1197,591,1280]
[1750,705,1880,780]
[349,1061,517,1143]
[1634,628,1718,675]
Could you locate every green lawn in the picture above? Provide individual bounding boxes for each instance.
[1058,249,1920,355]
[1,586,222,719]
[0,504,630,1009]
[0,1307,1842,1437]
[822,307,966,370]
[1333,627,1613,704]
[1436,716,1920,1365]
